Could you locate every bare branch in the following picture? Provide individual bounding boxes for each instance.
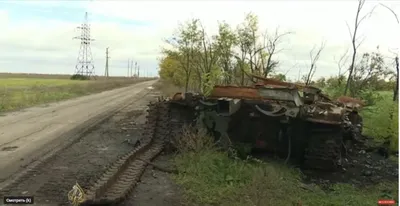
[379,3,399,24]
[356,36,366,49]
[284,62,299,76]
[345,21,353,40]
[306,40,326,85]
[335,48,350,78]
[262,28,292,77]
[356,5,378,27]
[344,0,376,96]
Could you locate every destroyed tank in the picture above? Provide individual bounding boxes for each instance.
[166,77,363,171]
[253,75,365,148]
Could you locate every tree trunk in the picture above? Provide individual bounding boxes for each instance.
[344,46,357,96]
[394,56,399,102]
[185,75,189,92]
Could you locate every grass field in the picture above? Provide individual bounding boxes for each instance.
[0,78,87,87]
[154,80,399,206]
[0,72,131,80]
[0,73,154,113]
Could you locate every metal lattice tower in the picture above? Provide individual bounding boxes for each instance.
[73,12,95,78]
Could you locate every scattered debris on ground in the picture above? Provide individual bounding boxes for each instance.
[303,147,398,189]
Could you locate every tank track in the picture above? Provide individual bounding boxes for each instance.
[303,131,342,171]
[80,99,170,205]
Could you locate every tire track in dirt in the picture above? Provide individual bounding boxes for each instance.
[0,90,162,205]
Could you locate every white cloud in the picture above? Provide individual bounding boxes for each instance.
[0,0,399,80]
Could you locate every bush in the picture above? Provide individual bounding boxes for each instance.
[361,91,398,152]
[357,90,383,106]
[173,126,214,154]
[70,74,90,80]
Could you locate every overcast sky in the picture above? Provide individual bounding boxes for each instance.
[0,0,399,80]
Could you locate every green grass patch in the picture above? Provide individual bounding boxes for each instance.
[0,77,149,113]
[173,149,398,206]
[360,91,398,151]
[0,78,85,88]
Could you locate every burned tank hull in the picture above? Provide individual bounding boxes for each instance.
[166,85,348,171]
[252,75,365,149]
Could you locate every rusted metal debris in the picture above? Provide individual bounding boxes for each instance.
[166,77,364,171]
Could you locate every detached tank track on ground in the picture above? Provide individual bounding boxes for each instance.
[81,99,170,206]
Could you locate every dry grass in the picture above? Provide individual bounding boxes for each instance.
[153,79,184,97]
[173,126,215,154]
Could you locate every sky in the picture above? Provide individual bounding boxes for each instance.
[0,0,399,80]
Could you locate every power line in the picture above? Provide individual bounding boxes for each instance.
[73,12,95,79]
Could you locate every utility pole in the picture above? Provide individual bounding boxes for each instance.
[104,47,110,77]
[138,65,140,77]
[127,59,130,77]
[134,62,138,78]
[73,12,95,79]
[130,59,133,77]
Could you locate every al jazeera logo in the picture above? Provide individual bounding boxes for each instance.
[67,182,86,206]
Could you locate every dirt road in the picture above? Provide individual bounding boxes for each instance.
[0,80,156,185]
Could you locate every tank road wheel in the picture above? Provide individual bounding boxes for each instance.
[304,133,342,171]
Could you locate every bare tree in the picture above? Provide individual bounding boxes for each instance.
[334,49,350,86]
[263,28,292,77]
[344,0,377,96]
[305,41,326,85]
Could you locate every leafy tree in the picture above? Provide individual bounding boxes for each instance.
[215,22,237,85]
[350,52,390,97]
[158,51,186,87]
[166,19,201,92]
[235,13,259,85]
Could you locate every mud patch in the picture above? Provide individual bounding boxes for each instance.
[1,146,18,151]
[302,149,398,189]
[120,154,183,206]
